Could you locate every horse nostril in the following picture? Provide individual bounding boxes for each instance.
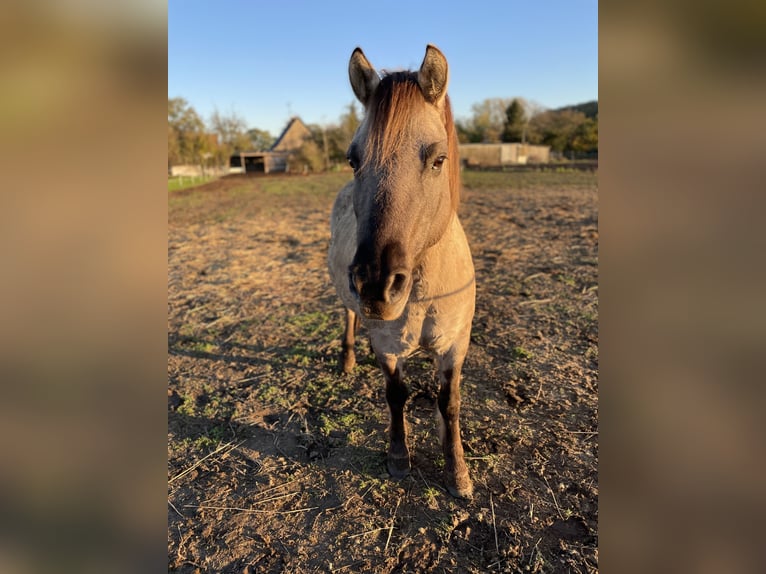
[385,271,410,304]
[391,272,408,293]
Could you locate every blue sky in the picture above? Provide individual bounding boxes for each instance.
[169,1,598,136]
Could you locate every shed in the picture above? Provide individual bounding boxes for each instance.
[459,143,550,167]
[229,117,312,174]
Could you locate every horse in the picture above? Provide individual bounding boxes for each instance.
[327,45,476,499]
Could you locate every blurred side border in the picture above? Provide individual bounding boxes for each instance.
[600,1,766,572]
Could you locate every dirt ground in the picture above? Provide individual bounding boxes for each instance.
[168,169,598,573]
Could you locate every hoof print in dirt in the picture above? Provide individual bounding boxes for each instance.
[548,516,595,544]
[304,439,330,462]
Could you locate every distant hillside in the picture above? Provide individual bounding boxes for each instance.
[555,100,598,119]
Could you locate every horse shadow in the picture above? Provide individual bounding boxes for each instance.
[168,328,388,479]
[168,324,465,506]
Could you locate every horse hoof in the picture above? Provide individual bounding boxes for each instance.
[387,455,411,479]
[446,473,474,499]
[341,351,356,374]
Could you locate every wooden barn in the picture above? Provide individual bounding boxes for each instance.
[229,117,312,174]
[459,143,550,167]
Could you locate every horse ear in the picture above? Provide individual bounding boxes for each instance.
[418,45,449,105]
[349,48,380,107]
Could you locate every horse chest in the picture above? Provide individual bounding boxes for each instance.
[420,308,467,355]
[366,305,425,357]
[366,302,463,358]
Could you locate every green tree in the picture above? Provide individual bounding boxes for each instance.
[456,96,596,156]
[460,97,535,143]
[339,102,360,142]
[501,98,526,142]
[322,125,345,166]
[289,139,324,173]
[168,123,181,168]
[527,109,590,154]
[168,97,208,167]
[247,128,275,151]
[455,119,477,143]
[321,102,362,167]
[570,117,598,154]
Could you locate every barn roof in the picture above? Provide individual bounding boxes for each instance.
[229,117,311,160]
[270,117,311,152]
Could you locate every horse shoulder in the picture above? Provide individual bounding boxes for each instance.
[328,181,359,313]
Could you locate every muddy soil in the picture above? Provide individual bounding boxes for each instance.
[168,170,598,573]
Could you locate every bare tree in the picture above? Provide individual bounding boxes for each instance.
[209,108,251,169]
[520,99,546,144]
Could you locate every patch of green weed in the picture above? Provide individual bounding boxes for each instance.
[255,381,290,409]
[512,346,534,360]
[190,340,216,354]
[304,372,352,407]
[319,412,362,435]
[286,310,334,338]
[176,395,196,418]
[422,486,441,506]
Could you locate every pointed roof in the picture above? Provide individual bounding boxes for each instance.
[270,117,312,152]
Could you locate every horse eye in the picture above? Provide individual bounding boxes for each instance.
[347,156,357,171]
[432,155,447,170]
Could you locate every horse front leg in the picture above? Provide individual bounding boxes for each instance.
[378,355,410,478]
[436,355,473,499]
[340,308,360,373]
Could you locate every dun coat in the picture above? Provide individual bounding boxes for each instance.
[328,45,475,498]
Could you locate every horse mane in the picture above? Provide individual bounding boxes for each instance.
[364,71,461,210]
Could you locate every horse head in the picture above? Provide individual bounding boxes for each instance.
[346,45,459,321]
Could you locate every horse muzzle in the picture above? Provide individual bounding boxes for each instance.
[349,265,412,321]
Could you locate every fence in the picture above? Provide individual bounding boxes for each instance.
[168,174,217,192]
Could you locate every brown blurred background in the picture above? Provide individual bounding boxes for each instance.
[600,1,766,573]
[0,2,166,572]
